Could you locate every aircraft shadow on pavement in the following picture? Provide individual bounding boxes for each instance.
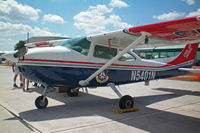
[18,87,200,133]
[153,88,200,96]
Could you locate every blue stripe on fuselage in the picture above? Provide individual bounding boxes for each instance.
[19,65,190,87]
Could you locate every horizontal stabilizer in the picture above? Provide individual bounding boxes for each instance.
[179,68,200,73]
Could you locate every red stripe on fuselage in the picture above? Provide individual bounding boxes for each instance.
[20,58,175,68]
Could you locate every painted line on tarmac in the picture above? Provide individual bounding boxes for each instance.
[51,119,116,133]
[0,103,42,133]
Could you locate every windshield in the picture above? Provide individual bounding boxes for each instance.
[60,37,91,56]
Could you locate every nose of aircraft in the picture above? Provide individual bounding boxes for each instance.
[1,51,18,63]
[1,47,28,63]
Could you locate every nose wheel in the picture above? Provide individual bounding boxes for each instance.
[35,85,48,109]
[35,96,48,109]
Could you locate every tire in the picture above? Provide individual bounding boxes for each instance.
[119,95,134,109]
[66,88,79,97]
[35,96,48,109]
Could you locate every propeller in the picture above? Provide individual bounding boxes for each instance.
[13,47,28,59]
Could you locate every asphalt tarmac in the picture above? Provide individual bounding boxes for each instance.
[0,65,200,133]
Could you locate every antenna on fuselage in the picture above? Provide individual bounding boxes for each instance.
[27,32,29,43]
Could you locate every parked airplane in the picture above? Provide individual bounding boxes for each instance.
[2,16,200,109]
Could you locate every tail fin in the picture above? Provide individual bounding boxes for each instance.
[168,43,199,65]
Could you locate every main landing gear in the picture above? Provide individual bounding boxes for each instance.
[66,87,79,97]
[108,83,134,109]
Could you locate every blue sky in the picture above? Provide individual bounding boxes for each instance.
[0,0,200,50]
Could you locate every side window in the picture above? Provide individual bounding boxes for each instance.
[93,45,117,59]
[119,53,136,61]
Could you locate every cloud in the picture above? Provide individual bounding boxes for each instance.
[0,0,40,22]
[0,38,17,51]
[73,5,112,34]
[153,11,185,20]
[73,4,132,35]
[0,21,61,37]
[186,8,200,17]
[109,0,128,8]
[43,14,65,24]
[107,14,132,29]
[181,0,195,5]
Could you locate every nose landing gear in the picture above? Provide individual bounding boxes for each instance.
[35,96,48,109]
[35,86,48,109]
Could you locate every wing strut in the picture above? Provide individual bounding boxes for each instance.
[79,32,151,86]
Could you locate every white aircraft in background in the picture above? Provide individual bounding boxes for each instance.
[2,16,200,109]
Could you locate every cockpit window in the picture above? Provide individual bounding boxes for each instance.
[93,45,117,59]
[60,37,91,56]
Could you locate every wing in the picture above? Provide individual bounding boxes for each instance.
[25,37,70,48]
[80,16,200,86]
[25,39,67,48]
[88,16,200,49]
